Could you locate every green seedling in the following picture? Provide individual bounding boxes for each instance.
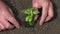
[23,8,40,25]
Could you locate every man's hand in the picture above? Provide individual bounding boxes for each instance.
[32,0,54,25]
[0,1,20,31]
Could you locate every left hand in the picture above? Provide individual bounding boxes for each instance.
[0,1,20,31]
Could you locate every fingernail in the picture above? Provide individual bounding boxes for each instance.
[39,22,43,25]
[16,26,20,29]
[40,23,43,25]
[40,22,42,25]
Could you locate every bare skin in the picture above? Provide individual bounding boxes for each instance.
[32,0,54,25]
[0,0,54,31]
[0,0,20,31]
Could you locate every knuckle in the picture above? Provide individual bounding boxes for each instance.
[43,2,49,7]
[10,17,14,20]
[46,3,49,6]
[33,3,39,8]
[9,17,15,21]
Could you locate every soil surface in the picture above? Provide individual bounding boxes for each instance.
[0,0,60,34]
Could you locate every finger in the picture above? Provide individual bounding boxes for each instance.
[0,5,20,29]
[0,19,14,29]
[8,8,14,16]
[39,3,49,25]
[45,3,54,22]
[6,15,20,29]
[4,8,20,29]
[0,23,5,31]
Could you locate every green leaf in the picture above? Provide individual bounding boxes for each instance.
[27,8,33,15]
[24,11,29,14]
[28,17,32,23]
[25,16,30,22]
[23,8,33,15]
[33,10,40,14]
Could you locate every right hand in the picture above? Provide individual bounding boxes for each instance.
[0,1,20,31]
[32,0,54,25]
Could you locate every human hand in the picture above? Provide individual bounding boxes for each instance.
[0,1,20,31]
[32,0,54,25]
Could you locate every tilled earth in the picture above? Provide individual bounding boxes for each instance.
[0,0,60,34]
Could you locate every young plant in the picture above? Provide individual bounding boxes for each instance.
[23,8,40,25]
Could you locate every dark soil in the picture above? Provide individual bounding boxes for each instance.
[0,0,60,34]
